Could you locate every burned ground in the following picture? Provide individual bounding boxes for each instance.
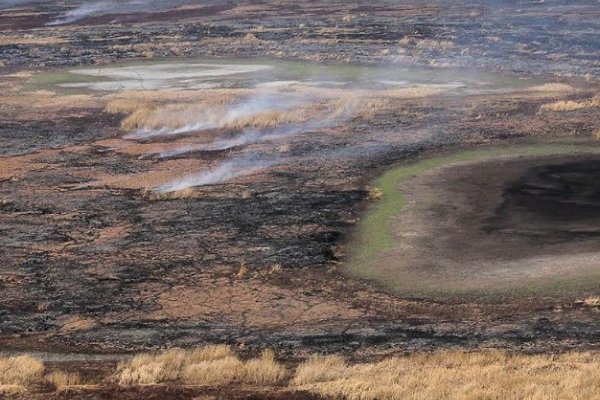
[1,1,600,399]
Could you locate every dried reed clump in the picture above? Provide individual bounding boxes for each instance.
[292,355,347,386]
[45,371,82,389]
[583,296,600,307]
[237,262,249,278]
[143,188,196,201]
[292,350,600,400]
[0,355,45,386]
[106,98,311,131]
[117,345,286,386]
[243,350,286,385]
[367,187,383,200]
[181,356,244,385]
[540,96,600,112]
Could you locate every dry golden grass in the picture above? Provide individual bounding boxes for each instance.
[144,188,196,201]
[117,345,286,386]
[292,354,347,386]
[106,98,310,131]
[399,37,455,50]
[377,87,448,99]
[0,384,25,394]
[45,371,83,389]
[181,356,245,385]
[0,355,44,386]
[528,83,574,92]
[0,36,66,46]
[243,349,287,385]
[583,296,600,307]
[292,351,600,400]
[367,187,383,200]
[540,96,600,112]
[237,262,249,278]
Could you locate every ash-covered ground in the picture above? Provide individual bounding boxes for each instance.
[1,0,600,364]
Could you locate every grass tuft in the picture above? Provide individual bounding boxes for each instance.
[292,350,600,400]
[46,371,83,390]
[117,345,285,386]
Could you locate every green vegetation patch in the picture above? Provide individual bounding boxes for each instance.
[347,142,600,297]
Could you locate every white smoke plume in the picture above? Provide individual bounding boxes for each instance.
[47,1,113,25]
[125,92,308,140]
[146,96,363,159]
[155,156,276,193]
[46,0,196,26]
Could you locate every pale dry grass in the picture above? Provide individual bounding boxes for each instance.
[292,355,347,385]
[540,96,600,112]
[377,87,448,99]
[399,37,455,50]
[0,36,66,46]
[117,345,286,386]
[528,83,574,92]
[181,356,245,385]
[106,95,308,131]
[292,351,600,400]
[144,188,196,201]
[45,371,83,389]
[583,296,600,307]
[0,355,44,385]
[367,187,383,200]
[0,384,25,394]
[243,350,287,385]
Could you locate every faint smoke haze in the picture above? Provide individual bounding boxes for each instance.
[155,156,277,193]
[46,0,204,25]
[125,91,309,140]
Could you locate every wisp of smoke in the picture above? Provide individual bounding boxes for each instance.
[155,156,277,193]
[47,1,111,25]
[47,0,193,26]
[124,92,308,140]
[146,96,363,159]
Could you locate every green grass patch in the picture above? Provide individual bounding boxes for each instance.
[347,142,600,297]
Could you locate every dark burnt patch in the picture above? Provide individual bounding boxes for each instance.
[490,157,600,239]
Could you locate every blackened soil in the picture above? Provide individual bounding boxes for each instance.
[499,159,600,224]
